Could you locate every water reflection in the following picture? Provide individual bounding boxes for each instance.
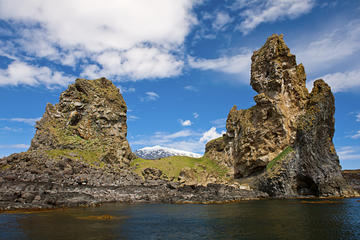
[0,199,359,240]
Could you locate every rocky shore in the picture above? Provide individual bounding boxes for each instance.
[0,34,358,211]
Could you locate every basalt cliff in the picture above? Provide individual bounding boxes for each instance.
[205,34,355,197]
[0,35,357,210]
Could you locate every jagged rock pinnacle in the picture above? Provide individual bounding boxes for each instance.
[205,34,354,197]
[30,77,135,166]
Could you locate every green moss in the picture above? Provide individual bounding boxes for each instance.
[46,149,105,169]
[130,156,228,181]
[266,146,294,170]
[1,164,11,171]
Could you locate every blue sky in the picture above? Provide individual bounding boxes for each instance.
[0,0,359,169]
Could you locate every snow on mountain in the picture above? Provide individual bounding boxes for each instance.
[134,145,202,159]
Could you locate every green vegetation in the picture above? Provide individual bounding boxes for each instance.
[266,146,294,170]
[1,164,11,171]
[130,156,228,180]
[46,149,105,168]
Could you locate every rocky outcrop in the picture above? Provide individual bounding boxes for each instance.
[0,77,263,210]
[0,78,140,209]
[342,170,360,194]
[0,35,357,210]
[30,77,135,166]
[205,34,354,197]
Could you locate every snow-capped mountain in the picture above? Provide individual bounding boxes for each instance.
[134,145,202,159]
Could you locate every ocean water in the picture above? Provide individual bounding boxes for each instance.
[0,199,359,240]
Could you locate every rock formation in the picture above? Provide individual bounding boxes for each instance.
[0,36,357,210]
[205,34,354,197]
[29,77,135,166]
[0,77,264,210]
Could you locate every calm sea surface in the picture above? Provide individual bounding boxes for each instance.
[1,199,359,240]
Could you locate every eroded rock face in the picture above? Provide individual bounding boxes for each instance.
[205,34,353,197]
[30,77,135,166]
[206,34,308,178]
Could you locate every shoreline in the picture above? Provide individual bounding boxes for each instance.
[1,195,359,214]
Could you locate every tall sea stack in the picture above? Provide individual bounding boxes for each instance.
[205,34,353,197]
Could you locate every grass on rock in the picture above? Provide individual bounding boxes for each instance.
[46,149,105,168]
[266,146,294,170]
[131,156,228,180]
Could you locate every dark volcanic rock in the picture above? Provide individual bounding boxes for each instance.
[205,34,355,197]
[342,170,360,194]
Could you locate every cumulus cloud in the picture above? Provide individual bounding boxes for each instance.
[193,112,199,119]
[234,0,315,34]
[85,47,184,80]
[0,61,73,87]
[179,119,192,126]
[307,69,360,93]
[188,51,252,79]
[0,0,198,86]
[357,113,360,122]
[199,127,224,143]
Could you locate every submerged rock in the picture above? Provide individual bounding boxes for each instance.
[205,34,355,197]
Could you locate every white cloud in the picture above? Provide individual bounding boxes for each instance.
[0,117,41,126]
[212,11,233,31]
[297,20,360,73]
[179,119,192,126]
[132,129,197,146]
[307,69,360,93]
[184,85,198,92]
[351,130,360,139]
[131,127,226,153]
[131,129,204,153]
[234,0,315,34]
[0,144,29,149]
[141,91,160,102]
[210,118,227,128]
[118,85,136,94]
[160,130,194,139]
[0,61,74,87]
[87,47,184,80]
[357,113,360,122]
[0,126,22,132]
[189,51,252,78]
[162,140,204,153]
[0,0,198,85]
[128,115,139,121]
[338,146,360,160]
[199,127,224,143]
[193,112,199,119]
